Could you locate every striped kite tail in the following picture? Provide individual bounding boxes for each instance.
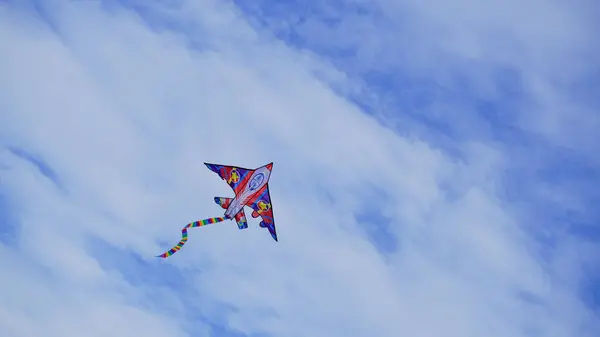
[156,217,226,258]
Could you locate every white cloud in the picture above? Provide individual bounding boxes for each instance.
[0,1,598,337]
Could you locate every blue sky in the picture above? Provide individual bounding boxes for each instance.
[1,0,599,336]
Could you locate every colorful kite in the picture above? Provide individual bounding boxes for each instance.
[157,162,278,258]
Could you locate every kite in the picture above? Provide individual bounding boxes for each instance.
[157,162,278,258]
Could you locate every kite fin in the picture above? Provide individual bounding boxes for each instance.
[215,197,247,229]
[234,209,248,230]
[214,197,232,209]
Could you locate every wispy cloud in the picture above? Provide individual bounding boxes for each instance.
[1,0,598,336]
[8,146,61,187]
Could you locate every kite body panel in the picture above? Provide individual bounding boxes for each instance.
[235,209,249,229]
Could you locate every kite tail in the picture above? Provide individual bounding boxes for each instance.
[156,217,226,258]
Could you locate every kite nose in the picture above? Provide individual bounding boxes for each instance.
[265,162,273,171]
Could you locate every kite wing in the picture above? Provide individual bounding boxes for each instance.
[247,184,278,241]
[204,163,254,195]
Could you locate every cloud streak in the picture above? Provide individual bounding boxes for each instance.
[0,0,598,336]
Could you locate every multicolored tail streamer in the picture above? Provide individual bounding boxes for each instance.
[157,217,226,258]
